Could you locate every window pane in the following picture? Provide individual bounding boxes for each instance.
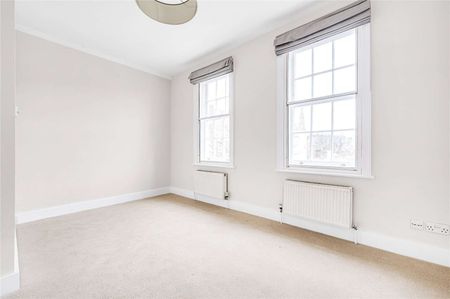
[293,77,312,101]
[290,133,310,163]
[294,49,312,78]
[334,31,356,68]
[313,72,332,98]
[332,130,355,166]
[200,76,230,117]
[333,98,355,130]
[285,28,363,170]
[334,66,356,94]
[199,83,206,117]
[200,118,213,161]
[206,100,218,116]
[311,132,331,161]
[207,81,216,101]
[200,116,230,162]
[215,98,228,115]
[312,102,331,131]
[216,77,228,98]
[313,42,332,73]
[290,105,311,132]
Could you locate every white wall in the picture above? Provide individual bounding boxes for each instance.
[1,0,17,284]
[16,32,171,212]
[170,0,450,252]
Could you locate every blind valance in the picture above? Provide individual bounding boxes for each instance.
[274,0,370,56]
[189,57,233,84]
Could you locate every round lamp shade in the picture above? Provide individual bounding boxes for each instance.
[136,0,197,25]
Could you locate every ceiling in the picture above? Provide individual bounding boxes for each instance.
[16,0,313,78]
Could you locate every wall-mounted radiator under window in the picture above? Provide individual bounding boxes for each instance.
[282,180,353,228]
[194,170,229,200]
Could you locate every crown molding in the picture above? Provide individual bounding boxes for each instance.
[15,24,172,80]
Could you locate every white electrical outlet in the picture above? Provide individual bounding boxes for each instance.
[410,219,423,230]
[424,222,434,232]
[411,219,449,236]
[424,222,449,236]
[433,223,449,235]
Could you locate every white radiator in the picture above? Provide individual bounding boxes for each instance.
[194,170,228,200]
[282,180,353,228]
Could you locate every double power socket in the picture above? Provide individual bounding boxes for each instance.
[410,219,449,235]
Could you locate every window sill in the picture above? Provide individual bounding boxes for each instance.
[194,162,235,169]
[276,167,374,179]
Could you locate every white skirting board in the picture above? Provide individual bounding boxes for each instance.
[13,185,450,267]
[16,187,170,224]
[169,186,450,267]
[0,233,20,296]
[170,186,280,222]
[0,271,19,296]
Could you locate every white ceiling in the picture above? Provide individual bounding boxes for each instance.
[16,0,313,78]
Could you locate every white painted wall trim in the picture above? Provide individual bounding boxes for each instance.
[282,214,356,242]
[0,233,20,296]
[357,231,450,268]
[0,271,20,296]
[15,25,171,80]
[16,187,170,224]
[192,73,235,169]
[197,193,229,208]
[169,186,280,222]
[170,187,228,208]
[276,25,372,178]
[169,186,450,267]
[169,186,196,200]
[14,186,450,267]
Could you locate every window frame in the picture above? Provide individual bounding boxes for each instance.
[193,73,234,168]
[277,24,372,178]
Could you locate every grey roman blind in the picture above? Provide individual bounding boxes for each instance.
[274,0,370,56]
[189,57,233,84]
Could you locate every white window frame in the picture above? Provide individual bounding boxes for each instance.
[193,73,234,168]
[277,24,372,178]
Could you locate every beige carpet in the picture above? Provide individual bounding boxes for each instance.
[6,194,450,299]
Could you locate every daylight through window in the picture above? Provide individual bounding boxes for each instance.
[288,29,357,169]
[198,74,231,164]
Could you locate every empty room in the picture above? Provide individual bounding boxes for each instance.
[1,0,449,298]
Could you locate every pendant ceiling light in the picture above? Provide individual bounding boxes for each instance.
[136,0,197,25]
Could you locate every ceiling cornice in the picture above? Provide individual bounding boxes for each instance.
[15,24,172,80]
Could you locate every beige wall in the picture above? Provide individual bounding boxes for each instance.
[12,0,450,260]
[170,1,450,251]
[16,32,171,212]
[1,0,16,278]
